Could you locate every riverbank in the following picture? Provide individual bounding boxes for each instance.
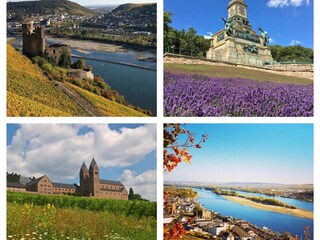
[223,195,313,220]
[46,36,127,53]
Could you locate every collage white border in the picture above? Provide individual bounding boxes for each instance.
[0,0,319,239]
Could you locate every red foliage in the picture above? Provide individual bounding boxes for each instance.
[163,124,208,172]
[163,124,208,239]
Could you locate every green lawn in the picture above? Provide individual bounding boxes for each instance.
[165,63,313,85]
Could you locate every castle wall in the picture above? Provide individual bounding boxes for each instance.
[67,69,94,80]
[46,44,71,65]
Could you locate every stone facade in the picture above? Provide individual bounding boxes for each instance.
[22,21,45,57]
[26,175,53,194]
[25,176,77,195]
[206,0,273,66]
[45,44,71,65]
[7,182,26,192]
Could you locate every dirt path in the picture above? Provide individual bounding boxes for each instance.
[54,81,105,117]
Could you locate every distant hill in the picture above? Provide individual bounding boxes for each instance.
[164,181,314,190]
[112,3,156,14]
[86,5,118,14]
[7,0,95,17]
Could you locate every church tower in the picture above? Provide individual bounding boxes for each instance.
[228,0,247,19]
[79,162,89,195]
[89,158,100,197]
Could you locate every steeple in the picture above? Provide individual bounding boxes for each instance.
[80,162,88,172]
[90,158,99,170]
[228,0,247,19]
[89,158,100,197]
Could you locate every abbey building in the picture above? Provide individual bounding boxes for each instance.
[7,158,128,200]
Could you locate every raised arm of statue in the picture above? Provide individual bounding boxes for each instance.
[222,17,233,36]
[258,27,269,46]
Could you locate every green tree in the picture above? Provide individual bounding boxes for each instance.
[129,187,134,200]
[58,49,71,67]
[73,59,86,69]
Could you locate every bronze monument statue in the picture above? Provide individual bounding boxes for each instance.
[258,27,270,47]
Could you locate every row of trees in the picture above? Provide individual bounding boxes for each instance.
[270,45,313,63]
[164,12,313,63]
[164,12,210,57]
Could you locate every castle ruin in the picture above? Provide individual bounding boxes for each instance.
[22,21,45,57]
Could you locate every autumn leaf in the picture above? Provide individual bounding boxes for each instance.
[182,154,192,164]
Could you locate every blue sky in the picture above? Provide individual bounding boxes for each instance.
[165,0,313,48]
[164,124,313,184]
[7,124,157,200]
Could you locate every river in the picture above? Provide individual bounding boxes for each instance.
[71,48,157,115]
[193,188,313,238]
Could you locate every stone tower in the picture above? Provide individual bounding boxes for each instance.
[79,162,89,195]
[22,21,45,58]
[228,0,247,19]
[89,158,100,197]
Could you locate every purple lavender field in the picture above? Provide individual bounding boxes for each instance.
[164,72,313,117]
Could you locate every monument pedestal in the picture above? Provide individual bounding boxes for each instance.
[206,0,274,66]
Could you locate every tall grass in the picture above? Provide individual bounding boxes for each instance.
[7,202,156,240]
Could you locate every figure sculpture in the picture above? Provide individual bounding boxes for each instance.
[242,44,259,54]
[258,27,270,46]
[222,17,233,36]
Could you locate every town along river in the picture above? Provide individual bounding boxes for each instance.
[193,188,313,239]
[71,48,157,115]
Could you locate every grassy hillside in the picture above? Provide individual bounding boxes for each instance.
[112,3,156,14]
[7,44,87,116]
[165,63,313,85]
[66,83,148,117]
[7,0,95,17]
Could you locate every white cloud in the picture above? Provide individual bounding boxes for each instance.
[266,0,310,7]
[7,124,157,181]
[120,169,157,201]
[204,32,213,39]
[290,40,302,45]
[269,38,276,44]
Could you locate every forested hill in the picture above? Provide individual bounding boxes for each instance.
[112,3,156,15]
[7,0,95,17]
[270,45,313,63]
